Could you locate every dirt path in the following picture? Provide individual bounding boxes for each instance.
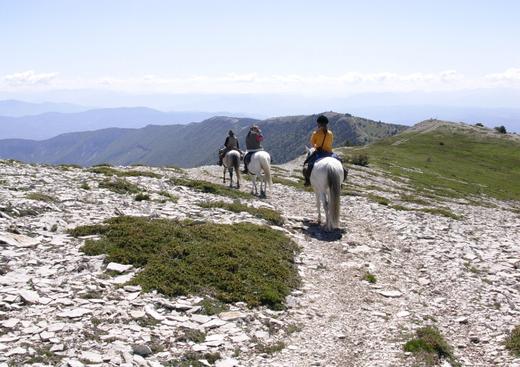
[192,163,520,367]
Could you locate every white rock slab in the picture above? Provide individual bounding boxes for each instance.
[19,289,40,304]
[376,290,402,298]
[81,351,103,364]
[57,307,92,318]
[1,318,20,328]
[219,311,246,321]
[0,232,40,248]
[106,262,133,273]
[144,304,165,321]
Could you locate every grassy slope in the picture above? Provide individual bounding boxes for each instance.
[340,121,520,201]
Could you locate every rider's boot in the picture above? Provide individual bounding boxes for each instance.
[242,163,248,174]
[303,165,311,186]
[343,167,349,182]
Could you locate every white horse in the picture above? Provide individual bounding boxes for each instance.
[222,150,241,189]
[247,151,272,197]
[305,147,343,231]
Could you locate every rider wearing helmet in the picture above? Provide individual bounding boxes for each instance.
[219,130,239,166]
[303,115,333,186]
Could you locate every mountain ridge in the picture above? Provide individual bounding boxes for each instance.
[0,112,406,167]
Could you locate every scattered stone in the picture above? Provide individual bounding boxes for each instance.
[132,344,153,357]
[106,262,133,273]
[376,290,402,298]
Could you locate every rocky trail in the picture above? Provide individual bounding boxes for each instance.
[0,160,519,366]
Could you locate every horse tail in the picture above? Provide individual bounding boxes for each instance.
[327,164,342,228]
[232,152,240,181]
[261,153,272,187]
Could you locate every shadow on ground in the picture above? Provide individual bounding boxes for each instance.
[302,220,344,241]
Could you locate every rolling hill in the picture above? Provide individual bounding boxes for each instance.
[339,119,520,201]
[0,112,406,167]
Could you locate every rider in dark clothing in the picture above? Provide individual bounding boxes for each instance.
[242,125,263,174]
[219,130,239,166]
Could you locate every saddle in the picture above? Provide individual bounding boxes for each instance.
[244,151,255,165]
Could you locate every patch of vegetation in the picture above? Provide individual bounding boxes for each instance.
[158,190,179,203]
[340,124,520,201]
[404,326,459,366]
[198,201,284,226]
[494,125,507,134]
[169,177,252,199]
[73,216,300,309]
[399,194,430,206]
[99,178,141,194]
[418,207,461,220]
[367,194,391,206]
[362,272,377,283]
[25,192,57,203]
[80,182,90,190]
[137,315,159,328]
[272,176,313,192]
[349,153,369,166]
[79,289,103,299]
[135,193,150,201]
[505,325,520,356]
[286,323,303,334]
[166,352,221,367]
[177,329,206,343]
[22,346,62,365]
[90,166,162,178]
[255,340,286,354]
[463,262,480,274]
[68,223,108,237]
[197,298,229,315]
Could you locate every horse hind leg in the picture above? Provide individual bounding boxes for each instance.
[229,169,233,188]
[315,192,321,224]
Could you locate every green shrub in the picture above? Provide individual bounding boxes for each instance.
[73,216,299,309]
[362,272,376,283]
[158,191,178,203]
[135,193,150,201]
[404,326,458,366]
[506,325,520,356]
[350,154,369,166]
[494,125,507,134]
[198,201,284,226]
[99,178,141,194]
[367,194,390,206]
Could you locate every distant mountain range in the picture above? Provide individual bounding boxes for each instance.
[0,99,89,117]
[0,105,249,140]
[0,112,406,167]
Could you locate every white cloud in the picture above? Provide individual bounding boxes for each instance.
[485,68,520,82]
[2,68,519,94]
[3,70,58,86]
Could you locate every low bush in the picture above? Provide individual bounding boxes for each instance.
[350,154,369,166]
[506,325,520,356]
[99,178,141,194]
[72,216,300,309]
[404,326,458,366]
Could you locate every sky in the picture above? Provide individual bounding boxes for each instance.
[1,0,520,98]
